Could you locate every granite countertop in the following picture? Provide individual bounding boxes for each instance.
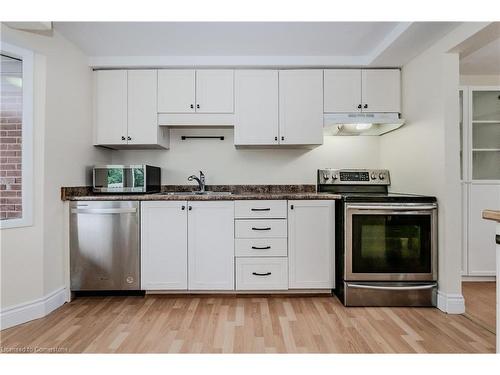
[61,185,342,201]
[482,210,500,222]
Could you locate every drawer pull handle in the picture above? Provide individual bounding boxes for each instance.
[252,227,271,231]
[252,272,272,276]
[251,246,271,250]
[251,208,271,211]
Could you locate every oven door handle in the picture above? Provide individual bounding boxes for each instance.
[347,283,437,291]
[346,204,437,211]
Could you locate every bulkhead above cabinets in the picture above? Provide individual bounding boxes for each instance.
[93,68,403,150]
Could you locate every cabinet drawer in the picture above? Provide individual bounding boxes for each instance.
[235,200,287,219]
[235,219,287,238]
[235,238,287,257]
[236,257,288,290]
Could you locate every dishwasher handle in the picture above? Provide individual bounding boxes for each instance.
[71,208,137,215]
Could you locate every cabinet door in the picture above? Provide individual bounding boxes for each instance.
[141,201,188,290]
[234,70,279,145]
[195,70,234,113]
[188,201,235,290]
[127,70,158,145]
[361,69,401,113]
[324,69,362,113]
[157,69,195,113]
[288,200,335,289]
[468,184,500,276]
[279,70,323,145]
[95,70,127,145]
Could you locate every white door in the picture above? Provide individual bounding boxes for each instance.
[234,70,279,145]
[279,70,323,145]
[195,70,234,113]
[188,201,235,290]
[157,69,196,113]
[95,70,127,145]
[141,201,188,290]
[361,69,401,113]
[468,184,500,276]
[288,200,335,289]
[324,69,362,113]
[127,70,158,145]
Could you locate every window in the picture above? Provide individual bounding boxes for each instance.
[0,43,33,229]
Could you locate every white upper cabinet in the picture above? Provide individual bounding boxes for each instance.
[361,69,401,113]
[188,201,235,290]
[95,70,127,145]
[234,70,279,145]
[128,70,159,145]
[195,70,234,113]
[288,200,335,289]
[157,69,234,114]
[141,201,188,290]
[157,70,196,113]
[279,70,324,145]
[324,68,401,113]
[324,69,362,113]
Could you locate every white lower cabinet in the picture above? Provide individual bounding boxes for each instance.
[141,201,188,290]
[188,201,235,290]
[236,257,288,290]
[288,200,335,289]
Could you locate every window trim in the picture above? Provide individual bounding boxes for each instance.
[0,42,34,229]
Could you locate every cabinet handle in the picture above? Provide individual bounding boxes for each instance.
[127,136,132,141]
[190,104,194,109]
[251,227,271,231]
[196,104,200,109]
[357,104,362,109]
[290,204,294,210]
[252,272,272,276]
[251,246,271,250]
[121,136,126,140]
[188,206,192,211]
[363,104,368,109]
[251,208,271,211]
[281,136,284,141]
[181,205,186,210]
[275,136,278,141]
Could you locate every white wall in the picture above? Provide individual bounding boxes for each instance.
[111,128,381,185]
[460,75,500,86]
[380,22,490,313]
[0,24,111,313]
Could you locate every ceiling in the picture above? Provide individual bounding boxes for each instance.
[460,37,500,75]
[53,22,460,68]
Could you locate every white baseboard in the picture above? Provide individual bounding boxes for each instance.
[0,287,67,330]
[462,276,496,282]
[437,290,465,314]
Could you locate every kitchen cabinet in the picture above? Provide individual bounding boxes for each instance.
[95,70,168,149]
[234,70,279,145]
[288,200,335,289]
[236,257,288,290]
[95,70,127,146]
[467,184,500,276]
[323,69,401,113]
[141,201,188,290]
[188,201,235,290]
[157,69,234,114]
[279,70,324,145]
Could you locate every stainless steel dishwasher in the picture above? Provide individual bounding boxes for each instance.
[70,201,140,291]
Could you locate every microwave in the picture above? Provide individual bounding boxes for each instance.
[93,165,161,193]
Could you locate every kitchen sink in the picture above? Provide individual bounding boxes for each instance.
[158,191,233,196]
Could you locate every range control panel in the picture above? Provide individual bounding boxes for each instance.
[317,169,391,186]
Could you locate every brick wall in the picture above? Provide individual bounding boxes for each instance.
[0,59,23,221]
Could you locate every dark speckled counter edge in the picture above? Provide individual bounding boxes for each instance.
[61,185,341,201]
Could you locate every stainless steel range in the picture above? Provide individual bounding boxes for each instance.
[317,169,438,307]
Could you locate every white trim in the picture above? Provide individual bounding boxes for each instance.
[0,42,34,229]
[462,276,496,282]
[436,290,465,314]
[0,287,67,330]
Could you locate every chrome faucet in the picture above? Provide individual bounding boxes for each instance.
[188,171,206,192]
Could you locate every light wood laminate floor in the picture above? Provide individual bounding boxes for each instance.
[463,282,496,333]
[0,293,495,353]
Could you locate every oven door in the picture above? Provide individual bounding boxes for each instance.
[345,203,437,281]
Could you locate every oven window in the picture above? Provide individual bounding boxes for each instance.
[351,214,432,274]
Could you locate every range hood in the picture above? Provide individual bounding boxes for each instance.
[323,113,405,136]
